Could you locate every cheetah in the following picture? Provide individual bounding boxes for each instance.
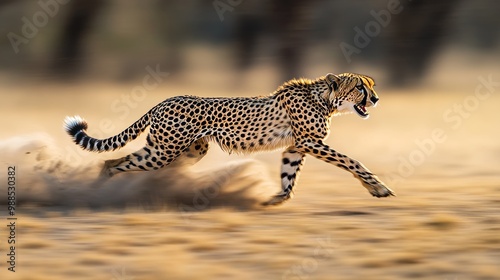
[64,73,395,205]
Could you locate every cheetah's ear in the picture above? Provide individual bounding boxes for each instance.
[325,73,340,91]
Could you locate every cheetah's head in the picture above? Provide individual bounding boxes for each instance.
[325,73,379,119]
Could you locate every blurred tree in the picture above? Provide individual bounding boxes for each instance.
[155,0,191,75]
[233,1,265,72]
[0,0,498,86]
[233,0,315,81]
[269,0,313,81]
[385,0,460,87]
[51,0,105,78]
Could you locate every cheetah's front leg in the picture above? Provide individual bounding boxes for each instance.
[263,148,305,206]
[297,140,395,198]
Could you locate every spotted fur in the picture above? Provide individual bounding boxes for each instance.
[64,73,394,205]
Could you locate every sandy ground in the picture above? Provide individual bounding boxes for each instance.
[0,73,499,280]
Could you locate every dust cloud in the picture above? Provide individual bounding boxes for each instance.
[0,133,277,211]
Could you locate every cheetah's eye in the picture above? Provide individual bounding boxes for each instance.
[356,86,366,95]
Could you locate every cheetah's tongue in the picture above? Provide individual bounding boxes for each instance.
[354,104,369,118]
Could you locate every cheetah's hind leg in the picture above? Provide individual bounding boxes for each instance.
[97,145,167,179]
[99,157,128,178]
[168,138,210,168]
[87,156,128,188]
[93,138,210,188]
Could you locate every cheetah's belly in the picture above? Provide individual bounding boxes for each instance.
[211,125,294,154]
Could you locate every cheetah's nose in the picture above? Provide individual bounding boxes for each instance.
[370,95,379,105]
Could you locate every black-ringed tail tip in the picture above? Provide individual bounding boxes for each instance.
[64,116,88,137]
[63,115,95,149]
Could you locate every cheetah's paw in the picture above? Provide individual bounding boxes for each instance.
[262,192,292,206]
[361,179,395,198]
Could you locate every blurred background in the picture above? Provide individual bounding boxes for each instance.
[0,1,499,279]
[0,0,498,87]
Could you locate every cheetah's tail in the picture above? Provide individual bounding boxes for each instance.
[63,111,151,152]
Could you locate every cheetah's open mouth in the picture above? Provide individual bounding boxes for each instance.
[354,104,369,118]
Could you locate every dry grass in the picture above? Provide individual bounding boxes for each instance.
[0,78,499,280]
